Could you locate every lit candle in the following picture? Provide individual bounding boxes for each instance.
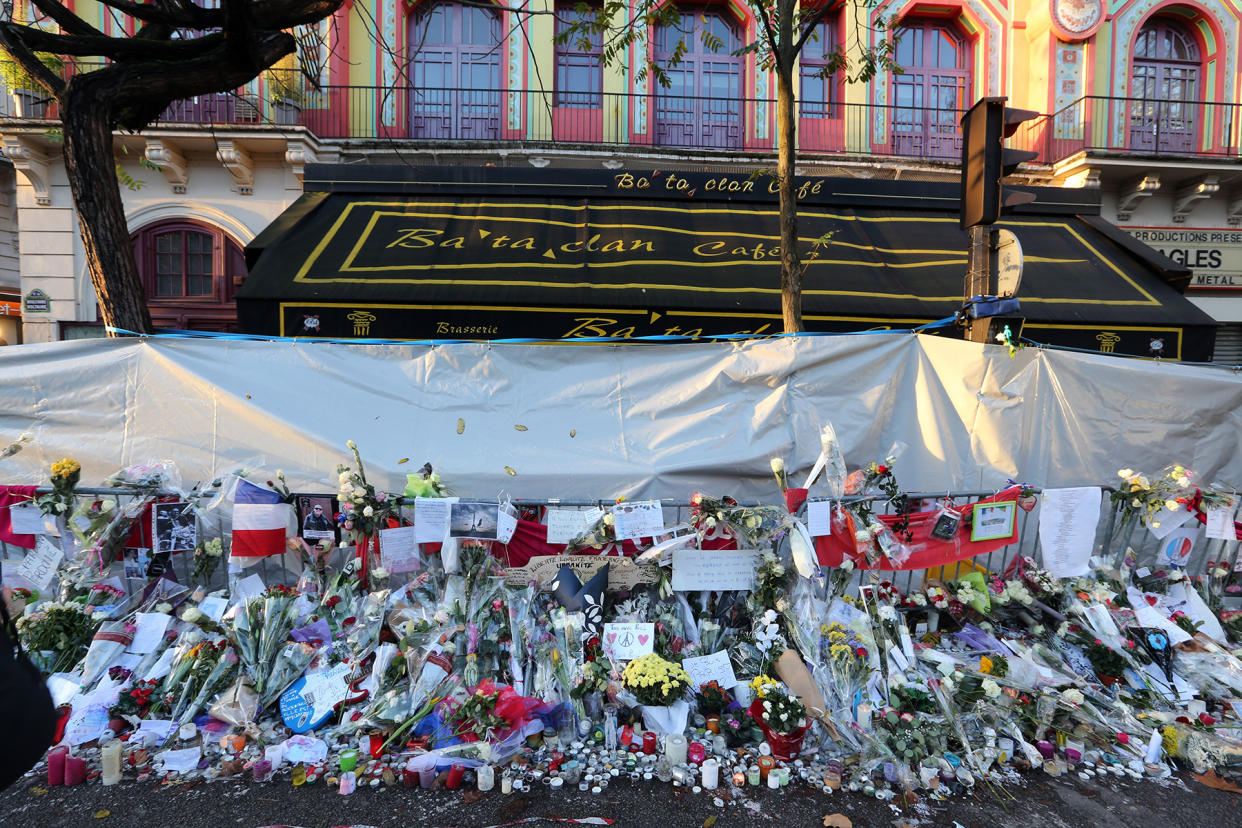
[47,748,67,786]
[101,741,122,786]
[340,749,358,773]
[687,742,705,765]
[642,732,657,755]
[476,764,495,792]
[64,756,86,786]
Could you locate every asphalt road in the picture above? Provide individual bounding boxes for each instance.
[0,767,1237,828]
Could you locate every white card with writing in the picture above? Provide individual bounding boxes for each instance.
[544,507,603,545]
[1206,503,1237,540]
[232,572,266,603]
[1037,487,1101,577]
[379,525,420,574]
[671,548,757,592]
[602,622,654,661]
[806,500,833,537]
[612,500,664,541]
[497,509,518,544]
[157,746,202,773]
[197,595,228,623]
[414,497,452,544]
[7,502,46,535]
[17,535,63,592]
[128,612,172,654]
[682,650,738,691]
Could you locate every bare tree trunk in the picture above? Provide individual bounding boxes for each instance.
[60,72,153,336]
[775,67,802,334]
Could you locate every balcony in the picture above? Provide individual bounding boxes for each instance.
[3,83,974,164]
[1014,95,1242,165]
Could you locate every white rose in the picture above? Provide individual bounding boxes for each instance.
[155,602,172,614]
[1061,688,1084,705]
[770,458,785,473]
[371,566,389,580]
[347,440,357,450]
[982,678,1001,699]
[602,513,615,526]
[1118,469,1134,479]
[1169,570,1185,582]
[841,559,854,572]
[363,505,374,517]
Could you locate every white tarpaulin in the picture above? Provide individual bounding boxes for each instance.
[1,334,1241,499]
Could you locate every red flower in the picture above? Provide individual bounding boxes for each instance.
[876,465,889,474]
[1117,733,1130,744]
[343,616,357,626]
[324,595,342,609]
[1199,713,1216,726]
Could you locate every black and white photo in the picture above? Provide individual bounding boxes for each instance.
[153,502,197,553]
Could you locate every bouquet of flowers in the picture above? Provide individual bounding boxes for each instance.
[622,653,690,708]
[79,619,135,687]
[750,676,806,735]
[169,638,226,721]
[336,440,396,538]
[35,457,79,516]
[176,644,239,728]
[16,600,98,674]
[191,538,223,585]
[152,629,205,715]
[259,640,317,710]
[696,680,731,715]
[110,677,158,720]
[688,493,784,547]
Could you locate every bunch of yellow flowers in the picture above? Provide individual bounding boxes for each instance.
[748,673,780,698]
[622,653,690,706]
[50,458,80,480]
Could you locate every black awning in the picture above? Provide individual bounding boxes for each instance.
[239,166,1216,361]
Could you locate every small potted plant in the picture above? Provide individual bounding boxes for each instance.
[1,51,64,117]
[266,68,303,125]
[695,679,730,733]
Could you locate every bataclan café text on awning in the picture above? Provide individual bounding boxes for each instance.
[239,164,1217,361]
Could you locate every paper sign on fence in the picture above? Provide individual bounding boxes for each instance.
[602,622,654,661]
[806,501,833,537]
[671,548,757,592]
[1206,501,1238,540]
[7,502,46,535]
[545,508,602,545]
[1038,487,1100,577]
[17,536,63,592]
[379,525,420,574]
[414,497,451,543]
[612,500,664,541]
[682,650,738,691]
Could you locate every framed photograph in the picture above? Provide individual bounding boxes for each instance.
[449,500,499,540]
[970,501,1016,542]
[297,495,339,542]
[153,502,197,553]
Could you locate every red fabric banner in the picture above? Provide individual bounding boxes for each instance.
[490,517,738,568]
[812,486,1023,571]
[0,485,39,548]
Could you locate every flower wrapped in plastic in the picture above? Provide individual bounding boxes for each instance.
[176,644,239,729]
[78,619,134,689]
[259,640,317,710]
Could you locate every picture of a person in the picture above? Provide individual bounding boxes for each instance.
[303,504,333,532]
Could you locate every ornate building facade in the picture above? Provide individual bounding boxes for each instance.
[0,0,1238,357]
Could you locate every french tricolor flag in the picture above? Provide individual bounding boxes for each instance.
[231,478,292,557]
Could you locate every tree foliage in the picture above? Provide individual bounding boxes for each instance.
[0,0,345,335]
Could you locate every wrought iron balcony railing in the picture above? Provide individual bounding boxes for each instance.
[1012,95,1242,164]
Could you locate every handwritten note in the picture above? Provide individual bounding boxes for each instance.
[232,573,266,603]
[379,525,420,574]
[17,535,63,592]
[414,497,451,543]
[682,650,738,691]
[197,595,228,623]
[602,622,654,661]
[612,500,664,541]
[1205,502,1238,540]
[806,501,833,537]
[497,509,517,544]
[545,508,603,545]
[1128,586,1191,646]
[7,502,46,535]
[64,704,111,746]
[1037,487,1101,577]
[671,548,757,592]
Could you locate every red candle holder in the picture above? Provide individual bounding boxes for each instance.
[64,756,87,786]
[47,748,67,786]
[687,742,705,764]
[446,764,464,789]
[642,732,657,755]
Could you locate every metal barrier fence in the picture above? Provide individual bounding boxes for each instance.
[4,485,1236,604]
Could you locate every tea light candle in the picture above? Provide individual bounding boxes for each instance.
[732,770,746,787]
[501,773,513,794]
[47,748,67,786]
[64,756,87,786]
[747,766,760,786]
[687,742,705,765]
[101,741,122,786]
[757,754,775,781]
[665,734,688,765]
[767,771,780,789]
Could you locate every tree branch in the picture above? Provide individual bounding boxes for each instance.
[5,24,223,60]
[792,2,836,57]
[0,24,66,95]
[28,0,105,39]
[251,0,347,30]
[96,0,221,29]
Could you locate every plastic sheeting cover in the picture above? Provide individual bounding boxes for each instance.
[1,334,1241,499]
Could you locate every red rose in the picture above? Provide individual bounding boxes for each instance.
[1117,733,1130,744]
[1199,713,1216,726]
[343,616,357,626]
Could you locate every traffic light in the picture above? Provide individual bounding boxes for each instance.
[960,97,1039,229]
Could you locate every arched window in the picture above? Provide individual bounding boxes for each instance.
[408,1,502,139]
[654,7,743,149]
[131,220,246,332]
[1130,17,1202,153]
[889,19,971,159]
